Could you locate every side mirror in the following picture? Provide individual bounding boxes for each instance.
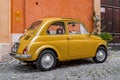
[89,31,92,34]
[88,32,92,36]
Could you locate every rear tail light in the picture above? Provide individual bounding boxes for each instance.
[23,46,27,54]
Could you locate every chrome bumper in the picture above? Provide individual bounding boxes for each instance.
[10,52,31,59]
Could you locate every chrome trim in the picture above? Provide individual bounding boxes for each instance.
[96,49,106,61]
[41,53,54,69]
[10,53,31,59]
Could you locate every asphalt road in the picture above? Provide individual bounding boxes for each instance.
[0,51,120,80]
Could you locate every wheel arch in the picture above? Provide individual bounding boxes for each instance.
[40,48,58,57]
[34,45,60,61]
[97,45,107,51]
[94,44,107,57]
[95,44,108,56]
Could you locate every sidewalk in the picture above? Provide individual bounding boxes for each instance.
[108,43,120,51]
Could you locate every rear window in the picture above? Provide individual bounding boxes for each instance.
[28,21,42,30]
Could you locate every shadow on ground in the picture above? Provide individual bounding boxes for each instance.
[3,59,94,73]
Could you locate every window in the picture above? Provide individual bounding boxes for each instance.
[28,21,42,30]
[80,24,88,34]
[47,22,65,35]
[67,22,81,34]
[67,22,88,34]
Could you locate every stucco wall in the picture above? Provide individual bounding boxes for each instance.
[0,0,101,62]
[0,0,11,61]
[93,0,101,32]
[0,0,11,43]
[12,0,94,33]
[94,0,101,16]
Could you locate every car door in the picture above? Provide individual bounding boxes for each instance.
[67,21,95,58]
[44,21,69,60]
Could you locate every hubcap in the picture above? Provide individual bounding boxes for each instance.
[96,50,106,61]
[41,53,54,69]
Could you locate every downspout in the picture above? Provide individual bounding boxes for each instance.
[23,0,26,31]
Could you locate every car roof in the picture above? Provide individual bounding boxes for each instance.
[41,18,78,22]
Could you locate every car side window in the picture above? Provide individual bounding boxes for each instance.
[47,22,65,35]
[67,22,88,34]
[80,24,88,34]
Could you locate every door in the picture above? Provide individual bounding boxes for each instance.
[101,0,120,43]
[114,9,120,42]
[67,22,94,58]
[44,21,68,60]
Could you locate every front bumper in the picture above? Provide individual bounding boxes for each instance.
[10,52,31,59]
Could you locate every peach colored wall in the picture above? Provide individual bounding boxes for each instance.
[94,0,101,33]
[0,0,11,43]
[94,0,101,16]
[0,0,11,62]
[12,0,94,33]
[11,0,25,33]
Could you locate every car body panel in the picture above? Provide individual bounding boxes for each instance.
[68,34,95,57]
[10,18,107,62]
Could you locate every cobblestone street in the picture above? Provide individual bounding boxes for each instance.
[0,51,120,80]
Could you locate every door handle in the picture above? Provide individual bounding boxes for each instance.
[67,37,72,40]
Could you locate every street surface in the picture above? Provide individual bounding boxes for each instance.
[0,51,120,80]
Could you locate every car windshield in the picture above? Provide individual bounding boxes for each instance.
[28,21,42,30]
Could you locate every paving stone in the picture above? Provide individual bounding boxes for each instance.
[0,51,120,80]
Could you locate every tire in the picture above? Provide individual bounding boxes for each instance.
[36,50,57,71]
[93,47,107,63]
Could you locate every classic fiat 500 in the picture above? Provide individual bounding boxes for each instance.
[10,18,108,71]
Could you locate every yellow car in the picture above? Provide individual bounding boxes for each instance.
[10,18,108,71]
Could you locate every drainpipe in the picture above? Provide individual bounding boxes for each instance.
[23,0,26,31]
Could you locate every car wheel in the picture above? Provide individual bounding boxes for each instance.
[36,50,57,71]
[93,47,107,63]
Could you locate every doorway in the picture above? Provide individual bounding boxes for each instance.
[101,0,120,43]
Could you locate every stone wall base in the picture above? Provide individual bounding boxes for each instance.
[108,43,120,51]
[0,43,12,62]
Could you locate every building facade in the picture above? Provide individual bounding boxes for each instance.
[0,0,101,61]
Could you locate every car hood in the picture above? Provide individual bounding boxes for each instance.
[91,35,103,40]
